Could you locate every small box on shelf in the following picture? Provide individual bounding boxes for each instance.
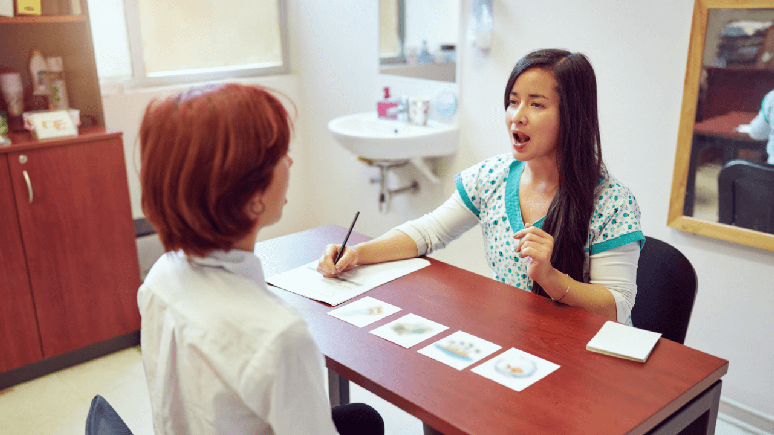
[22,109,78,140]
[16,0,42,15]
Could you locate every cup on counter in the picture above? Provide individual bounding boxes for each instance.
[409,97,430,126]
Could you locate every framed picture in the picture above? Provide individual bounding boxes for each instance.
[25,110,77,140]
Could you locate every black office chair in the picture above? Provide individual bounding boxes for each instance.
[134,218,157,238]
[631,237,697,344]
[718,159,774,234]
[85,395,134,435]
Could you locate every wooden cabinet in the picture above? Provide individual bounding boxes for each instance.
[0,1,141,383]
[0,128,140,372]
[0,154,44,373]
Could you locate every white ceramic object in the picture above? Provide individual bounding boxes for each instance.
[328,112,458,160]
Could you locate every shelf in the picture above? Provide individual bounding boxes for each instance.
[0,15,86,24]
[1,127,118,153]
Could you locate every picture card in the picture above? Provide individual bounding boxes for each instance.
[369,313,448,348]
[417,330,502,370]
[471,348,560,392]
[327,296,402,327]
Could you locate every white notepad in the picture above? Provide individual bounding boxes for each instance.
[586,321,661,363]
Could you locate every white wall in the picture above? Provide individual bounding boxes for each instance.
[107,0,774,425]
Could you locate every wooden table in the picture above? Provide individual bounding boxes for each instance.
[685,111,767,216]
[255,225,728,435]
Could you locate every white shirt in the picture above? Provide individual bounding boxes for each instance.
[394,192,640,324]
[748,89,774,164]
[138,249,339,435]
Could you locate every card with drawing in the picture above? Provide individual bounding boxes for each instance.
[327,296,402,327]
[471,348,560,392]
[369,313,449,348]
[417,330,502,370]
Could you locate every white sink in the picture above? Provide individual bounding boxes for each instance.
[328,112,459,160]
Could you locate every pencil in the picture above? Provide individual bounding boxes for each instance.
[334,211,360,265]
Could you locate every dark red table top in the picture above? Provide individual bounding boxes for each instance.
[255,225,728,435]
[693,111,762,142]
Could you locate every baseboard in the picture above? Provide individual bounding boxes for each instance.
[719,396,774,434]
[0,331,140,390]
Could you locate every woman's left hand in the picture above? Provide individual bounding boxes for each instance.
[514,224,556,284]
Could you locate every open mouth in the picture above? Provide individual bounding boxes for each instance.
[513,131,530,145]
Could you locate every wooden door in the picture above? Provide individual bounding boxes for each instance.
[8,137,141,358]
[0,155,44,372]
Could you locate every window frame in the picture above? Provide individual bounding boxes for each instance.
[117,0,290,88]
[380,0,406,65]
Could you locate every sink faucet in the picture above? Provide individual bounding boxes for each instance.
[386,96,410,122]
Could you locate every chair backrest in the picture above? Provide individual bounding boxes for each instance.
[85,395,134,435]
[718,159,774,234]
[631,237,697,344]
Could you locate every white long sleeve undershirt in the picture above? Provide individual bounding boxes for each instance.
[394,191,639,324]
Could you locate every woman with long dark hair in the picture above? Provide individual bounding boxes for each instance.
[318,49,643,324]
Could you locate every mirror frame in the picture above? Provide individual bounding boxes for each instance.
[668,0,774,252]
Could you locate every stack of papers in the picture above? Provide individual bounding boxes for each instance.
[586,321,661,363]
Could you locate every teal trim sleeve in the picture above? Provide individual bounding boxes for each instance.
[590,230,645,255]
[455,173,480,218]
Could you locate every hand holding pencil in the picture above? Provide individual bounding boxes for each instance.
[317,212,360,278]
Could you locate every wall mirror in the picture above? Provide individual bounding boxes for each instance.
[669,0,774,252]
[379,0,460,83]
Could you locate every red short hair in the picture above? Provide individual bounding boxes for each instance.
[140,83,293,257]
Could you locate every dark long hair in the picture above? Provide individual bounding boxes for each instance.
[503,49,603,297]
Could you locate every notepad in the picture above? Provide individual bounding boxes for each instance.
[586,321,661,363]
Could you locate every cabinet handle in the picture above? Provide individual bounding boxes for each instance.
[23,170,33,203]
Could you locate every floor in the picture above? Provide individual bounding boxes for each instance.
[0,347,761,435]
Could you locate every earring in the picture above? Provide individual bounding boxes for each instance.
[250,199,265,216]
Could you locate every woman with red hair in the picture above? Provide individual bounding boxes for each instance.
[138,83,383,435]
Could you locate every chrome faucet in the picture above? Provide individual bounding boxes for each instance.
[386,96,410,122]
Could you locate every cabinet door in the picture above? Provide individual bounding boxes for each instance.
[9,138,141,358]
[0,155,44,372]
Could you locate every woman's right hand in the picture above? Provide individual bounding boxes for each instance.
[317,244,359,277]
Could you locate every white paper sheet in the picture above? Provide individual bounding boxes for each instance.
[267,258,430,306]
[327,297,402,327]
[417,331,502,370]
[369,313,449,348]
[471,348,560,392]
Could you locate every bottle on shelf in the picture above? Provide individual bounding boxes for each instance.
[29,49,49,110]
[0,69,25,132]
[417,40,434,64]
[377,86,399,120]
[46,56,69,110]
